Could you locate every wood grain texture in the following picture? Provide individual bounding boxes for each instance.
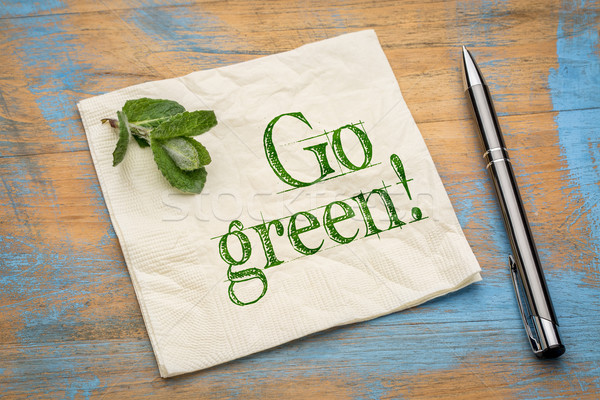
[1,0,599,398]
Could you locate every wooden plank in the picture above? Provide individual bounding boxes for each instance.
[0,1,584,157]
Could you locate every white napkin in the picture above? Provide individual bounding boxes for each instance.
[78,30,481,378]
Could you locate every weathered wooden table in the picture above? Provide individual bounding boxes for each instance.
[2,1,599,398]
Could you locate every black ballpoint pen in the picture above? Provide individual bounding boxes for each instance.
[461,46,565,358]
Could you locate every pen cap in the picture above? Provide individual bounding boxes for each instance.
[510,257,565,358]
[532,316,566,358]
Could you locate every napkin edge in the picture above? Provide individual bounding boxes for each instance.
[76,100,170,377]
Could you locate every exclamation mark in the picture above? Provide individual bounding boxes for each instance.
[390,154,413,200]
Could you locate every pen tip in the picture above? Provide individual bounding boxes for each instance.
[460,45,483,89]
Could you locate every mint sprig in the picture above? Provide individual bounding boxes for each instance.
[112,110,130,166]
[102,97,217,194]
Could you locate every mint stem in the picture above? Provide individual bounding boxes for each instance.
[129,123,151,139]
[101,118,119,129]
[102,118,151,140]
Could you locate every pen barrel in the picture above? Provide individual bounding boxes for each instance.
[487,154,558,324]
[466,84,558,324]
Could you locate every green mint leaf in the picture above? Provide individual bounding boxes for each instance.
[150,110,217,140]
[112,110,130,166]
[161,137,201,171]
[151,139,207,193]
[123,98,186,129]
[132,134,150,148]
[183,137,211,166]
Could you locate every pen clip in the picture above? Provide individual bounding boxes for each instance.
[509,255,543,355]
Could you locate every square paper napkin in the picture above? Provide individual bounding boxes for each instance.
[78,30,481,377]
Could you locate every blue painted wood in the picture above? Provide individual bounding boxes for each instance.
[1,0,599,398]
